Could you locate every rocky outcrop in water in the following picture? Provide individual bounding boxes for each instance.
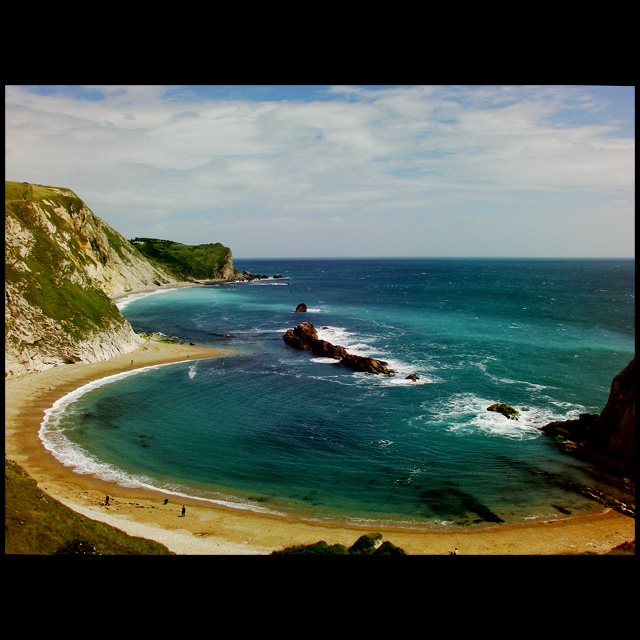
[236,270,283,282]
[541,358,635,478]
[487,403,520,420]
[295,303,307,312]
[283,322,395,375]
[283,322,348,360]
[340,353,395,375]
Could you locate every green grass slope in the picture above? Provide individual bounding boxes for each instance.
[5,181,127,341]
[131,237,237,280]
[4,457,174,555]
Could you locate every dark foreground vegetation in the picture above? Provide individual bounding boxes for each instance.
[272,532,407,555]
[6,457,633,556]
[5,457,174,555]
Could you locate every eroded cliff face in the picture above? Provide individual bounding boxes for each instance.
[595,358,635,460]
[5,181,179,377]
[541,358,635,477]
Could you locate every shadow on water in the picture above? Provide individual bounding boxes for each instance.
[417,483,505,524]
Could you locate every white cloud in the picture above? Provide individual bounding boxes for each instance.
[5,84,635,257]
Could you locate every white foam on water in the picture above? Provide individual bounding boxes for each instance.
[37,359,293,517]
[115,287,183,311]
[313,325,436,385]
[39,361,199,481]
[309,357,341,364]
[315,325,377,357]
[377,372,436,387]
[423,392,580,441]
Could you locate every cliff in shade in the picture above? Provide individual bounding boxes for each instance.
[5,181,233,377]
[541,358,635,478]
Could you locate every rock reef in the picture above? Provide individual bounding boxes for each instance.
[237,270,282,282]
[283,322,395,375]
[283,322,348,360]
[487,403,520,420]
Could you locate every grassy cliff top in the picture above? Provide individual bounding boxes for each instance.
[131,237,236,280]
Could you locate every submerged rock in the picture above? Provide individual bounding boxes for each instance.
[487,403,520,420]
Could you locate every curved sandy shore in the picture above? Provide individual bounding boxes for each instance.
[5,341,635,555]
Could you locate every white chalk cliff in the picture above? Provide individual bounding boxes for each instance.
[5,181,179,377]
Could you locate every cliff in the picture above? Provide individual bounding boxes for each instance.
[5,181,179,376]
[597,358,635,459]
[541,358,635,478]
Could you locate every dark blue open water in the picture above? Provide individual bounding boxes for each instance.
[40,258,634,528]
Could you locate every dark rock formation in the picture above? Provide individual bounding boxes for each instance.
[487,403,520,420]
[341,353,395,375]
[283,322,395,375]
[541,358,635,478]
[238,270,274,281]
[295,303,307,312]
[405,373,420,382]
[596,357,635,458]
[283,322,348,360]
[541,413,599,445]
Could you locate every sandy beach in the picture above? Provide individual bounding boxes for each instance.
[5,340,635,555]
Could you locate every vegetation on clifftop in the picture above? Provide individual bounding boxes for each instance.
[131,237,238,281]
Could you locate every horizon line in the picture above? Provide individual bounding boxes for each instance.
[233,255,635,261]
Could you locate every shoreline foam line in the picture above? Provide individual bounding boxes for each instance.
[37,357,293,519]
[5,343,635,555]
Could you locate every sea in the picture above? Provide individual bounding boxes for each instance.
[40,258,635,529]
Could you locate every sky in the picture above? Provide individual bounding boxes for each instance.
[5,84,635,258]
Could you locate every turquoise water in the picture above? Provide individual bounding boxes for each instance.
[41,258,635,528]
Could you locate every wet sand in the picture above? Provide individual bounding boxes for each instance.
[5,341,635,555]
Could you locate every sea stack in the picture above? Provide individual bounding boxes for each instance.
[283,322,395,375]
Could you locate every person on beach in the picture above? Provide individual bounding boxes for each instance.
[104,495,109,506]
[181,505,186,517]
